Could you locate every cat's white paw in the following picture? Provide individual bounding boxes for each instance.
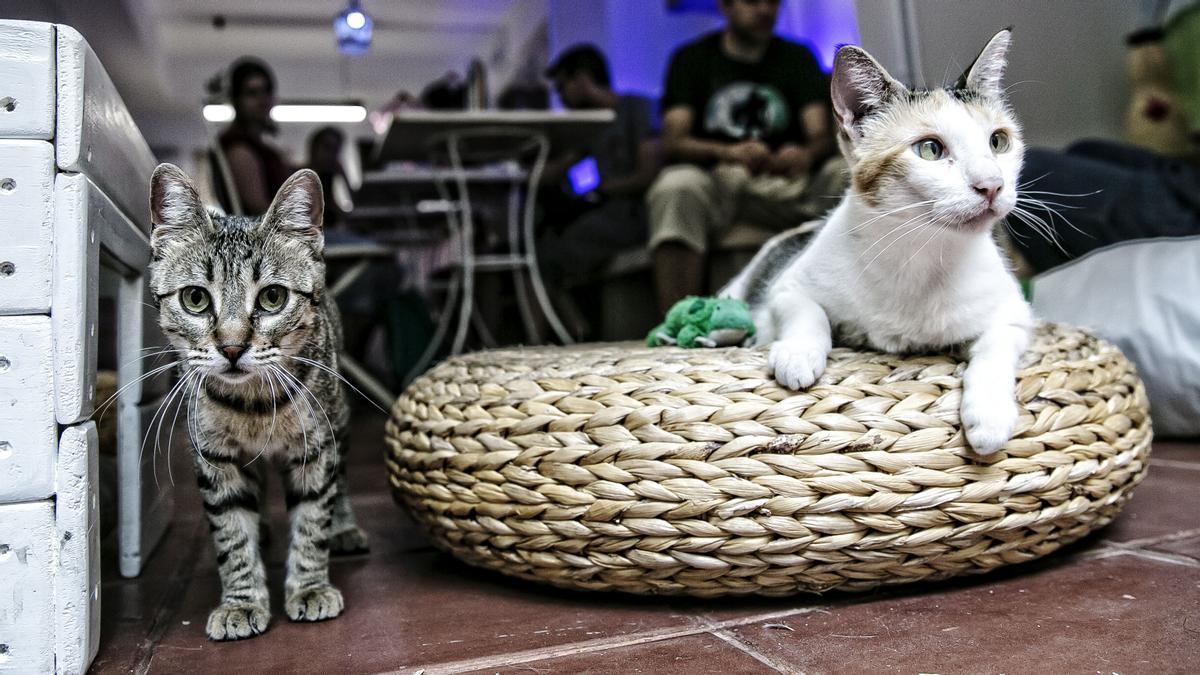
[206,602,270,641]
[768,340,828,390]
[961,391,1017,456]
[286,584,344,622]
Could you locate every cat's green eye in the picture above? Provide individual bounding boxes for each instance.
[914,138,945,161]
[180,286,211,314]
[990,130,1012,153]
[257,285,288,313]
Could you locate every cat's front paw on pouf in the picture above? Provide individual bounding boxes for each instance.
[286,585,345,622]
[206,602,270,641]
[768,340,828,390]
[961,395,1019,456]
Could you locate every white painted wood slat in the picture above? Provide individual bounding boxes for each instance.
[55,25,157,234]
[55,423,100,675]
[0,315,57,504]
[0,21,55,139]
[0,140,56,315]
[0,500,57,673]
[117,395,176,578]
[51,173,100,426]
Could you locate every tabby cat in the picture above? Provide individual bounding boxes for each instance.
[148,165,368,641]
[722,29,1033,455]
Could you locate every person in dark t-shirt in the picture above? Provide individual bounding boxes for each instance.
[647,0,840,311]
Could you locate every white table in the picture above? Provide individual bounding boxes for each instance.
[372,111,613,382]
[0,20,162,673]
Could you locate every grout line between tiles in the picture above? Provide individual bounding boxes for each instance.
[1106,526,1200,549]
[404,606,828,675]
[707,626,795,674]
[1108,546,1200,568]
[1148,458,1200,472]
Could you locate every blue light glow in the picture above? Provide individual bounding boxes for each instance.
[334,2,373,55]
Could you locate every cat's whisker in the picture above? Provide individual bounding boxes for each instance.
[858,211,932,261]
[1016,172,1053,190]
[1009,206,1070,256]
[272,365,340,457]
[902,215,956,270]
[845,200,937,234]
[143,367,197,489]
[1017,196,1093,239]
[187,373,216,473]
[1019,188,1102,198]
[90,359,182,423]
[243,370,280,469]
[269,364,313,471]
[858,214,938,280]
[162,368,202,487]
[281,354,387,414]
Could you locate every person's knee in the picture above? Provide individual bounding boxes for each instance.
[647,166,712,204]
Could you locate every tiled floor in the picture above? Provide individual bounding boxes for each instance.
[90,413,1200,674]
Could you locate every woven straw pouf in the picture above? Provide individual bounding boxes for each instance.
[385,323,1152,596]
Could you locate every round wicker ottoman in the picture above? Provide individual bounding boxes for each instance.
[385,323,1152,596]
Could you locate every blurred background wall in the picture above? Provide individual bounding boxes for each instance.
[0,0,1179,168]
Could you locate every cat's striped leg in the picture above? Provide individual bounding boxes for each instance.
[195,449,271,641]
[328,440,369,555]
[281,444,343,622]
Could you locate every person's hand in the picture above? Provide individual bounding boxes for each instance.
[769,144,812,177]
[722,140,771,173]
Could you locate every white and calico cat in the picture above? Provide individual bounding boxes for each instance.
[722,29,1033,455]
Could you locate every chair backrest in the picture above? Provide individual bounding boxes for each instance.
[208,139,244,216]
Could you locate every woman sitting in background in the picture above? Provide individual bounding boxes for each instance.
[217,58,293,216]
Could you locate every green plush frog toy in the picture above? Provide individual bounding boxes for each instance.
[646,296,757,348]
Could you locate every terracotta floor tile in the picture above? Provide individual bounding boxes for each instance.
[459,632,779,675]
[89,415,1200,674]
[1148,440,1200,465]
[725,554,1200,674]
[1101,443,1200,543]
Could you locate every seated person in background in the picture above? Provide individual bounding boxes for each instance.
[304,126,395,375]
[1010,139,1200,276]
[537,44,662,295]
[307,126,351,229]
[217,58,294,216]
[648,0,838,312]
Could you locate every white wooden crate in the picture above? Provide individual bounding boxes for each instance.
[0,500,57,673]
[0,140,55,315]
[55,25,156,234]
[0,21,55,139]
[0,315,56,504]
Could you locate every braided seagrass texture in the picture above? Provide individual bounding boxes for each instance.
[386,323,1152,596]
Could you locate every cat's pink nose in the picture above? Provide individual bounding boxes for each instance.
[220,344,247,364]
[973,179,1002,205]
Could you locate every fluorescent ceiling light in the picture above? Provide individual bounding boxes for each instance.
[271,105,367,123]
[203,104,235,122]
[202,104,367,124]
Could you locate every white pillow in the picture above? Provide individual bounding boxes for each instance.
[1032,236,1200,437]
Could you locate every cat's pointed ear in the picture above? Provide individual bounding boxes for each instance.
[150,163,208,248]
[956,28,1012,97]
[263,169,324,249]
[831,45,905,139]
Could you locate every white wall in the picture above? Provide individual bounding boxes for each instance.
[855,0,1148,148]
